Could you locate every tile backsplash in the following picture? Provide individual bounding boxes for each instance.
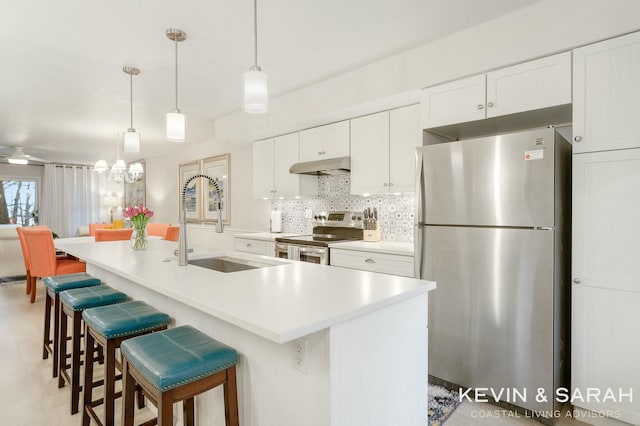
[271,175,415,242]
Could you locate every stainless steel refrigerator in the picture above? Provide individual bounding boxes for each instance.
[415,126,571,415]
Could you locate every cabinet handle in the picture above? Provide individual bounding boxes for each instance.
[574,136,582,142]
[477,104,484,110]
[487,101,494,107]
[318,151,326,155]
[246,243,252,248]
[573,278,581,284]
[389,182,394,186]
[383,183,388,186]
[364,258,375,264]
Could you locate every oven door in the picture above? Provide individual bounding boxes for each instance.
[276,243,328,265]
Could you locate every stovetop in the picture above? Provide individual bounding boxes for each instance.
[275,233,362,247]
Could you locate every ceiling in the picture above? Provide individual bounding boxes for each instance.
[0,0,543,165]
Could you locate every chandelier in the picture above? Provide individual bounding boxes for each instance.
[94,132,144,183]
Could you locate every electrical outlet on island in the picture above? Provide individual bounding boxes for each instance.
[292,339,308,374]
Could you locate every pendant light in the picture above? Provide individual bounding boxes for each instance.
[122,66,141,153]
[166,28,187,142]
[243,0,268,113]
[94,133,144,183]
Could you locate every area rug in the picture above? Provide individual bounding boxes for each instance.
[429,383,461,426]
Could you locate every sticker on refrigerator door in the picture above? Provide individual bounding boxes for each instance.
[524,150,544,161]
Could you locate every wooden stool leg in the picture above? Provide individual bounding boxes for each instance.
[70,311,82,414]
[26,270,31,294]
[43,292,52,359]
[159,393,174,426]
[82,327,95,426]
[183,397,195,426]
[52,294,60,378]
[105,339,117,426]
[122,357,135,426]
[57,306,68,388]
[224,365,239,426]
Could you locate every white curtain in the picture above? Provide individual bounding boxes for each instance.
[40,165,100,237]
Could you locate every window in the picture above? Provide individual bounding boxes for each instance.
[0,179,38,226]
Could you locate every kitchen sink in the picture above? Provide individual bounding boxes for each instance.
[188,256,281,273]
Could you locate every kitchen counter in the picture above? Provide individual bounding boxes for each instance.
[54,237,434,426]
[329,240,414,256]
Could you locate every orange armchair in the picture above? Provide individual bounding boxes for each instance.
[22,228,86,303]
[16,225,48,296]
[163,226,180,242]
[94,228,134,242]
[88,223,113,236]
[146,223,170,237]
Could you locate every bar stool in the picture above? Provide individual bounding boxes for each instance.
[58,285,128,414]
[121,325,239,426]
[42,273,102,378]
[82,300,170,426]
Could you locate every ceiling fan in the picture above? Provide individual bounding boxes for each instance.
[0,146,50,165]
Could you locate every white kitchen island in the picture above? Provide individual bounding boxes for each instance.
[55,237,435,426]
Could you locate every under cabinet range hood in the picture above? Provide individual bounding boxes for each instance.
[289,156,350,175]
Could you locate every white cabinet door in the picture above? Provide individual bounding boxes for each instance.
[273,133,301,198]
[572,149,640,423]
[389,104,420,193]
[486,52,571,118]
[350,111,389,195]
[253,138,274,199]
[420,74,486,129]
[300,120,350,162]
[573,31,640,153]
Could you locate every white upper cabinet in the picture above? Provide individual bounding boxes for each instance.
[486,52,571,118]
[420,74,486,129]
[253,138,275,199]
[253,133,317,199]
[351,104,420,195]
[389,104,420,193]
[299,120,350,162]
[421,52,571,129]
[573,31,640,153]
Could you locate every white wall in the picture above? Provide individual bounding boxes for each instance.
[145,0,640,241]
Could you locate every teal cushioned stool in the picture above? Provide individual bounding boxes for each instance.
[81,301,170,426]
[121,326,239,426]
[42,273,101,379]
[58,285,128,414]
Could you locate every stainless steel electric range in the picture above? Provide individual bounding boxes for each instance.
[275,211,364,264]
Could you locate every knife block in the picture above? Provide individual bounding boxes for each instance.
[363,221,381,242]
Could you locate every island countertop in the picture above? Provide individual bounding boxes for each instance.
[55,238,435,344]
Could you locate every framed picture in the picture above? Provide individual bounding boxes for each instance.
[124,160,146,208]
[200,154,230,224]
[178,161,200,222]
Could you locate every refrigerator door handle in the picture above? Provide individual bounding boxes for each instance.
[415,148,425,279]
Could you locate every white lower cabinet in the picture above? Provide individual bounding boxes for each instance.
[572,148,640,423]
[233,237,275,256]
[330,249,414,278]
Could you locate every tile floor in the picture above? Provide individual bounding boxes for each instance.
[0,280,626,426]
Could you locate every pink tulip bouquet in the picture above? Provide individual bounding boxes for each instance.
[123,204,154,250]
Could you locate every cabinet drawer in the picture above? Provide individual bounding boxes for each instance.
[330,249,414,277]
[234,238,266,255]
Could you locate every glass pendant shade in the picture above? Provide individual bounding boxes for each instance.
[243,69,268,113]
[94,160,109,173]
[123,129,140,153]
[166,111,186,142]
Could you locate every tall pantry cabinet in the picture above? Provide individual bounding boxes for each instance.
[571,31,640,424]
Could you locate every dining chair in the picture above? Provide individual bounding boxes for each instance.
[94,228,134,242]
[16,225,49,296]
[146,223,170,238]
[163,225,180,242]
[22,228,87,303]
[88,223,113,236]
